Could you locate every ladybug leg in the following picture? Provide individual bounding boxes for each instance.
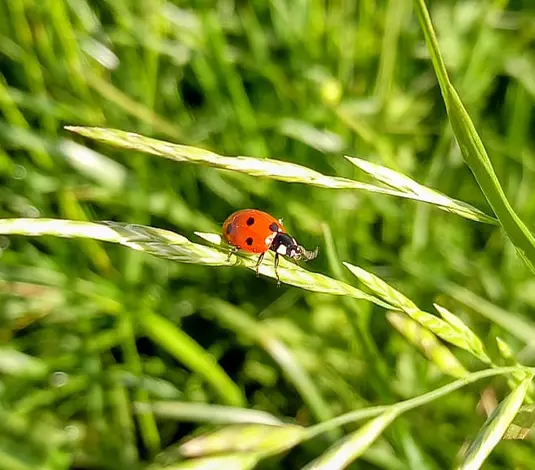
[255,252,265,277]
[227,246,238,262]
[274,253,281,285]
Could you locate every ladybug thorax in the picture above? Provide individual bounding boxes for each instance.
[270,233,301,259]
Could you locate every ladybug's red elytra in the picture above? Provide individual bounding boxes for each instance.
[222,209,318,284]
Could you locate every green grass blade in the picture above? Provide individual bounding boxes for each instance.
[139,311,245,407]
[65,126,495,224]
[0,218,229,265]
[62,126,388,191]
[387,312,468,378]
[433,304,492,365]
[302,410,399,470]
[118,310,161,457]
[139,401,282,426]
[494,337,530,389]
[413,0,535,269]
[305,367,523,441]
[345,156,496,224]
[457,375,533,470]
[0,218,390,307]
[179,424,305,458]
[153,454,260,470]
[196,232,391,308]
[0,348,48,379]
[60,140,127,190]
[344,263,483,364]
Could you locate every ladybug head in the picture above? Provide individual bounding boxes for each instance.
[271,233,319,261]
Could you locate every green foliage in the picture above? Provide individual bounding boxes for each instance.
[458,376,533,470]
[64,126,496,225]
[413,0,535,272]
[303,411,399,470]
[2,0,535,469]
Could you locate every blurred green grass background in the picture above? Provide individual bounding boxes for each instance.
[2,0,535,468]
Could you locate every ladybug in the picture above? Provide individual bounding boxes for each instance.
[222,209,318,283]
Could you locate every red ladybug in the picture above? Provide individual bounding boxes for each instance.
[222,209,318,283]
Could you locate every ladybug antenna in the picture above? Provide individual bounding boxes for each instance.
[299,245,319,261]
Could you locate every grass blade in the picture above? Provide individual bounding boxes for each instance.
[387,312,468,378]
[139,311,245,407]
[65,126,495,224]
[303,410,398,470]
[305,367,523,441]
[0,219,389,307]
[152,454,260,470]
[345,156,496,224]
[494,337,531,391]
[458,375,533,470]
[138,401,282,426]
[0,349,48,379]
[0,218,229,265]
[413,0,535,269]
[344,263,482,365]
[179,424,304,458]
[433,304,492,365]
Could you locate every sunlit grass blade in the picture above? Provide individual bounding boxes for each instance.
[59,189,113,274]
[153,368,533,468]
[0,218,390,308]
[302,410,398,470]
[0,218,229,265]
[304,367,524,441]
[457,375,533,470]
[151,453,260,470]
[278,118,345,153]
[62,125,389,191]
[343,262,421,312]
[434,304,492,365]
[138,311,245,407]
[179,424,305,458]
[59,139,127,190]
[345,156,496,224]
[1,229,242,405]
[138,401,282,426]
[344,263,482,364]
[196,232,391,308]
[0,349,48,379]
[65,126,495,224]
[494,337,532,392]
[413,0,535,269]
[387,312,468,378]
[495,337,522,369]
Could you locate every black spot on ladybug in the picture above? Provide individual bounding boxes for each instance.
[246,237,253,246]
[226,223,233,234]
[246,217,255,226]
[269,222,279,232]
